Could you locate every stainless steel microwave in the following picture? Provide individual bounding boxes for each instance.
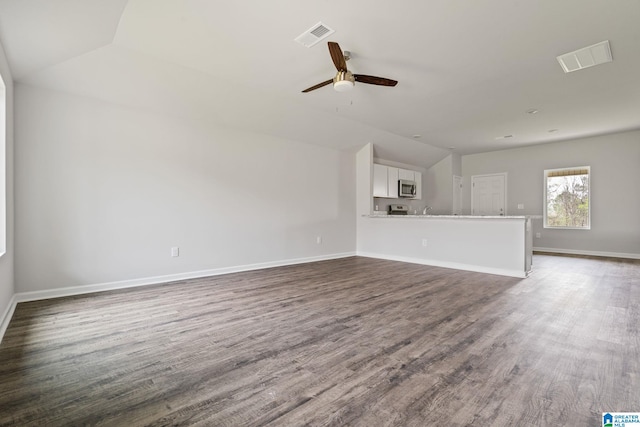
[398,179,416,197]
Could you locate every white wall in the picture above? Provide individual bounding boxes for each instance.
[424,154,453,214]
[0,39,14,331]
[15,85,356,292]
[451,152,461,177]
[422,153,461,215]
[462,131,640,257]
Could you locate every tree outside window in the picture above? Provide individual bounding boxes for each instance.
[544,167,590,229]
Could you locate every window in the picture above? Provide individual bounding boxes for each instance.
[544,166,590,229]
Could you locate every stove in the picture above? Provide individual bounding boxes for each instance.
[388,204,409,215]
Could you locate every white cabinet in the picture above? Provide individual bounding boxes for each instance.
[373,164,421,200]
[373,164,389,197]
[414,171,422,200]
[398,168,422,200]
[398,169,414,181]
[387,167,399,198]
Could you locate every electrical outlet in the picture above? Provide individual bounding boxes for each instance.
[535,232,541,239]
[422,238,428,247]
[517,203,525,210]
[171,247,179,257]
[316,236,322,244]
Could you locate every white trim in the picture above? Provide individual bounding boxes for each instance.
[3,253,355,339]
[14,252,357,304]
[471,172,508,216]
[0,252,356,343]
[357,251,528,278]
[533,247,640,260]
[0,294,17,344]
[543,165,590,230]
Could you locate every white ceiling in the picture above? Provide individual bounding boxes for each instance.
[1,0,639,167]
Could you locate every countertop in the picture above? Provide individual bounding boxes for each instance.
[366,214,542,219]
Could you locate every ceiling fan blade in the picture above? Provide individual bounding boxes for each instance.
[354,74,398,87]
[328,42,347,71]
[302,78,334,93]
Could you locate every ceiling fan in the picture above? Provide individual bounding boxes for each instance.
[302,41,398,93]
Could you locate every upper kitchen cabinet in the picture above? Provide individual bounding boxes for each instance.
[387,167,399,198]
[373,164,421,200]
[414,171,422,200]
[398,169,414,181]
[373,164,400,198]
[373,164,389,198]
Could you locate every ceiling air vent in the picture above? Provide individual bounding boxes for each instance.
[295,22,335,48]
[557,40,612,73]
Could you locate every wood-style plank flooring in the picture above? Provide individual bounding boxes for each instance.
[1,254,639,426]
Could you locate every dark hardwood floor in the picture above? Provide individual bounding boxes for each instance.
[0,254,638,426]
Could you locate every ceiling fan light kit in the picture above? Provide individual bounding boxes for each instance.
[333,71,355,92]
[302,41,397,93]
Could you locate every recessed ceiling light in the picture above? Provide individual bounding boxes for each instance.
[527,109,539,115]
[448,146,456,150]
[495,135,513,140]
[412,134,421,139]
[548,129,559,133]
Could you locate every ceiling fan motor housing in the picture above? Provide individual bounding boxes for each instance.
[301,42,396,93]
[333,70,355,91]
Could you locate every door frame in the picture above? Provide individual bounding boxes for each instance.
[471,172,508,216]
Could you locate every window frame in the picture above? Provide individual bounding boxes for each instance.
[0,73,5,256]
[543,166,591,230]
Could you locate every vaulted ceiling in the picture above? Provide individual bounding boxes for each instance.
[1,0,639,167]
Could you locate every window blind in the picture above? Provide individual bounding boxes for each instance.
[547,168,589,177]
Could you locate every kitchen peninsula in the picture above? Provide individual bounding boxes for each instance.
[356,144,534,278]
[359,214,533,278]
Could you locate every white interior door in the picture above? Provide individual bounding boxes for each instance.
[472,173,506,216]
[453,175,462,215]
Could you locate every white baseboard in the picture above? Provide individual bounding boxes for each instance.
[0,294,17,345]
[357,252,528,278]
[533,247,640,260]
[0,252,356,344]
[14,252,357,304]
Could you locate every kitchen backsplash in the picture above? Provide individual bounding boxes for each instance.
[373,197,427,214]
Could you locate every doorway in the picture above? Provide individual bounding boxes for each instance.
[471,173,506,216]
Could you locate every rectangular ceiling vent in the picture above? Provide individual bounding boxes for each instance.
[557,40,612,73]
[295,22,335,48]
